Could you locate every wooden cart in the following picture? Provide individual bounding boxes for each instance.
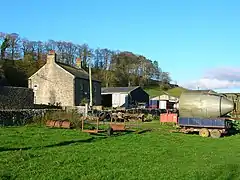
[81,113,127,136]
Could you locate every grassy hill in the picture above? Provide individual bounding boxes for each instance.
[144,85,188,97]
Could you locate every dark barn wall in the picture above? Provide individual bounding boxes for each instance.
[74,78,101,106]
[0,86,34,109]
[130,87,149,104]
[93,81,102,105]
[101,94,112,107]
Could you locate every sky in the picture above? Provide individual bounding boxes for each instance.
[1,0,240,93]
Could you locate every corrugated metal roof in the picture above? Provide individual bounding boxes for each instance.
[101,86,139,94]
[57,62,101,82]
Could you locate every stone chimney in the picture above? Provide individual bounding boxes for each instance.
[76,57,81,68]
[47,50,56,64]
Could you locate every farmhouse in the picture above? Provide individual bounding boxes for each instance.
[101,86,149,108]
[28,50,101,107]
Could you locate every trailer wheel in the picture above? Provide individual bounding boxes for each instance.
[210,129,221,138]
[199,128,209,137]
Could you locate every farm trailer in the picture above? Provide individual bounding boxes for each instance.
[176,117,233,138]
[167,90,236,138]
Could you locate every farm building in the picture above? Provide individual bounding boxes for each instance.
[28,50,101,107]
[149,94,178,109]
[101,86,149,108]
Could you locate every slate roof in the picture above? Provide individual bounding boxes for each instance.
[57,62,101,82]
[101,86,140,94]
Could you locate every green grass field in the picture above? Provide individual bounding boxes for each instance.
[1,122,240,180]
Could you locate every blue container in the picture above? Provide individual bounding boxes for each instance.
[178,117,232,129]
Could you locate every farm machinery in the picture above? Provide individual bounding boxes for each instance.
[167,90,238,138]
[81,110,145,136]
[44,105,153,136]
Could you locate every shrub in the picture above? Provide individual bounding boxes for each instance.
[42,109,83,129]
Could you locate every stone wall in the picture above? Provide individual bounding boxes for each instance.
[0,86,34,110]
[28,52,75,107]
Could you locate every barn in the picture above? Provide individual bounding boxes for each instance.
[101,86,149,108]
[149,94,178,110]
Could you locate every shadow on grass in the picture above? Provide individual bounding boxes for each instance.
[135,129,152,134]
[104,129,152,137]
[109,130,135,137]
[0,128,151,153]
[0,137,106,152]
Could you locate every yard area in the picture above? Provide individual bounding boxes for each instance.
[1,122,240,180]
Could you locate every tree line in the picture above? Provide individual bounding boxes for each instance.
[0,32,172,89]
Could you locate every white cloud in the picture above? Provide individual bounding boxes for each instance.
[180,67,240,90]
[182,78,240,89]
[204,67,240,81]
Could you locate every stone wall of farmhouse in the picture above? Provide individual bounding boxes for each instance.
[28,52,74,107]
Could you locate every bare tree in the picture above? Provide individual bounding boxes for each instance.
[44,39,56,52]
[7,33,21,60]
[33,41,46,65]
[81,44,90,69]
[100,48,114,87]
[65,42,77,65]
[21,38,35,57]
[94,48,102,69]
